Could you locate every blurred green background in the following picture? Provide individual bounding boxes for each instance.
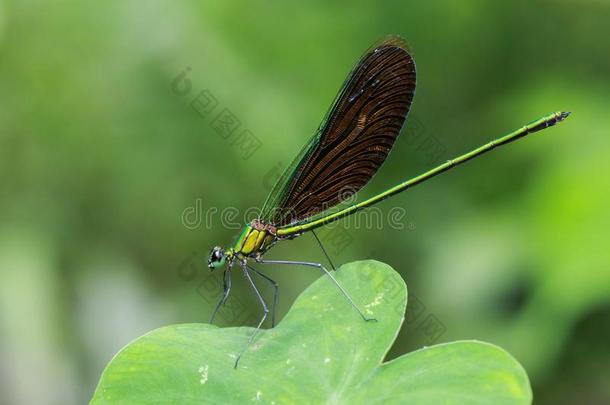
[1,1,609,403]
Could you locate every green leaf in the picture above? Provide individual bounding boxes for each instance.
[91,260,532,404]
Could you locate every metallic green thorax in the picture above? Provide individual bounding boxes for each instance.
[231,222,277,258]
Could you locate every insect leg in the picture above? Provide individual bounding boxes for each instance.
[234,262,269,369]
[247,264,279,327]
[256,259,376,322]
[209,267,232,324]
[311,229,336,271]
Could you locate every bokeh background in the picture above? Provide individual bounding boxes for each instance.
[1,1,609,403]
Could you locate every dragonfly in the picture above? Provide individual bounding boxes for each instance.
[206,36,570,367]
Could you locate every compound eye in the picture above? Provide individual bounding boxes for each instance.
[208,247,226,270]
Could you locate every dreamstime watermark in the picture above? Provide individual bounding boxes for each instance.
[181,197,409,232]
[171,66,262,160]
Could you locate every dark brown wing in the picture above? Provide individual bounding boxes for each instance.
[260,36,416,227]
